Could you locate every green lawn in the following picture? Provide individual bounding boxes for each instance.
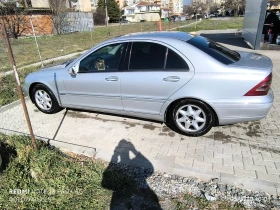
[0,134,246,209]
[181,17,244,32]
[0,21,194,72]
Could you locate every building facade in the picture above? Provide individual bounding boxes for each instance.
[122,2,161,22]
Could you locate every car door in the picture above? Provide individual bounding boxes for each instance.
[120,41,194,115]
[63,42,127,111]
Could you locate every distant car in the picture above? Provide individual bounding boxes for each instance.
[120,19,129,24]
[23,32,274,136]
[192,14,203,19]
[180,16,186,21]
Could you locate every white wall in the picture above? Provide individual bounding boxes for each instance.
[31,0,50,8]
[242,0,268,49]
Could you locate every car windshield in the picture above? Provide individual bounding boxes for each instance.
[187,36,240,65]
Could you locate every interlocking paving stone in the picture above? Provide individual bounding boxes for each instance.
[213,163,234,174]
[257,171,280,184]
[234,167,257,179]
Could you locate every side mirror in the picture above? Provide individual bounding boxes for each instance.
[68,64,79,75]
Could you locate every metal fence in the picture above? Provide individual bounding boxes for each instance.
[62,12,94,34]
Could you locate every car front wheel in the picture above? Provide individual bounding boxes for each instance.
[168,99,215,137]
[32,84,62,114]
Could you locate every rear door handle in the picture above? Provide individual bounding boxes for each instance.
[163,76,180,82]
[105,76,119,81]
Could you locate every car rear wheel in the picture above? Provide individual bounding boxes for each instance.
[167,99,214,137]
[32,84,62,114]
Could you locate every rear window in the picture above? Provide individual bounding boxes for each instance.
[187,36,240,65]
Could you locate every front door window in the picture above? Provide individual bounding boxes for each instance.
[79,43,126,72]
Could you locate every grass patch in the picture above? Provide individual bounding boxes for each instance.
[181,17,244,32]
[0,134,112,209]
[0,134,160,209]
[0,21,195,72]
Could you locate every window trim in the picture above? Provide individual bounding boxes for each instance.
[127,41,167,71]
[125,41,190,72]
[165,48,190,71]
[76,42,128,74]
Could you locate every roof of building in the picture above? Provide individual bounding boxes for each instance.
[137,1,160,6]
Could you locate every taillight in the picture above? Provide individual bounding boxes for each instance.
[244,73,272,96]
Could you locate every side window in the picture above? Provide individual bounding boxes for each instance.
[79,43,126,72]
[129,42,166,70]
[166,48,189,70]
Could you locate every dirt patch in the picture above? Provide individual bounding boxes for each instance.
[246,122,262,137]
[143,124,156,130]
[168,132,175,137]
[213,131,232,142]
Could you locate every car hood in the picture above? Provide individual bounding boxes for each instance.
[231,51,273,71]
[39,59,74,71]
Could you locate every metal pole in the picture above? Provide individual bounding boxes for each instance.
[168,11,170,31]
[195,14,197,29]
[23,0,28,8]
[1,17,37,151]
[29,16,44,68]
[105,0,108,27]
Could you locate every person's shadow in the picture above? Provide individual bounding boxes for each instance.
[102,139,162,210]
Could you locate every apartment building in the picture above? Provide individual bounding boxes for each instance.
[122,1,161,22]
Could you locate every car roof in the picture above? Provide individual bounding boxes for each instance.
[117,31,194,42]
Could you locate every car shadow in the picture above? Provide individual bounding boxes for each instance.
[200,33,251,49]
[101,139,162,210]
[67,108,163,125]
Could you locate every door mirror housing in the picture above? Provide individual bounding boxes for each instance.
[68,64,79,75]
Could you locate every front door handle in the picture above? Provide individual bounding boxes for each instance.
[163,76,180,82]
[105,76,119,81]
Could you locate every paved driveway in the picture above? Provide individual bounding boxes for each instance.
[1,38,280,195]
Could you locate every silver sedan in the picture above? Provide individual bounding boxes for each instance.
[23,32,274,136]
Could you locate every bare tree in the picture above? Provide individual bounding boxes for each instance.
[183,5,193,15]
[224,0,246,16]
[191,1,207,15]
[209,2,219,13]
[0,1,29,38]
[49,0,68,35]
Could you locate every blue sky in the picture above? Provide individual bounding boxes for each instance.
[184,0,191,5]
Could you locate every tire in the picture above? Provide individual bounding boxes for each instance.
[167,99,214,137]
[31,84,62,114]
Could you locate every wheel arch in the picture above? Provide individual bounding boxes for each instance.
[164,97,220,126]
[29,82,58,104]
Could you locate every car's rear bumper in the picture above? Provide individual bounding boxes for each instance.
[209,89,274,125]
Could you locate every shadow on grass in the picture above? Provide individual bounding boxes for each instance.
[0,141,16,173]
[102,139,162,210]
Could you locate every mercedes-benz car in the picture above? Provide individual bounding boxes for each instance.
[23,32,274,136]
